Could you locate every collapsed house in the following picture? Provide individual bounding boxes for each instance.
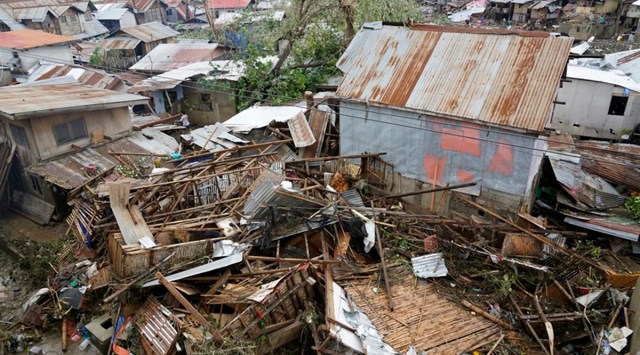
[0,81,175,223]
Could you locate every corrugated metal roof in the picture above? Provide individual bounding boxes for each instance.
[207,0,250,9]
[94,0,157,12]
[548,156,625,210]
[0,29,77,49]
[567,65,640,92]
[29,129,177,189]
[119,21,178,42]
[97,36,141,50]
[0,7,26,30]
[75,17,109,39]
[96,7,128,19]
[336,25,573,132]
[411,253,449,278]
[223,106,306,133]
[29,64,128,91]
[12,6,52,21]
[0,82,148,119]
[129,43,227,72]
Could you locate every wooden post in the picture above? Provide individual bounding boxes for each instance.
[375,222,394,311]
[628,276,640,353]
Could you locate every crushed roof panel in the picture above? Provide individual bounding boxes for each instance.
[336,25,573,132]
[0,29,77,50]
[129,43,227,72]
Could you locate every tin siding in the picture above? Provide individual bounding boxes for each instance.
[339,101,537,198]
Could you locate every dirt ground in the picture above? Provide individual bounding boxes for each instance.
[0,211,89,353]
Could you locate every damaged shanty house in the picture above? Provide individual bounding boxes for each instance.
[336,24,573,214]
[0,81,178,224]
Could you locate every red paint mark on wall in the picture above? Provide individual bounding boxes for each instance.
[440,125,481,157]
[456,169,475,183]
[488,139,514,176]
[423,154,447,186]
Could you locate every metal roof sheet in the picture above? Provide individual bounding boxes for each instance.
[0,82,148,119]
[336,25,573,132]
[0,7,26,30]
[29,64,128,91]
[119,21,178,42]
[223,105,306,133]
[11,6,52,21]
[207,0,250,9]
[567,65,640,91]
[75,17,109,39]
[411,253,449,278]
[96,7,128,19]
[129,43,227,72]
[98,36,141,50]
[0,29,77,49]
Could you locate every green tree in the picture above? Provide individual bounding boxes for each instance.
[201,0,423,109]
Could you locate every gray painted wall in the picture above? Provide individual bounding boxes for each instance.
[339,101,540,201]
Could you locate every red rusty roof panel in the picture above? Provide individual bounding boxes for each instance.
[336,25,573,132]
[207,0,250,9]
[0,29,78,50]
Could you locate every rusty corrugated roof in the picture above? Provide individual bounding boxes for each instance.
[0,29,78,49]
[118,21,178,42]
[336,25,573,132]
[207,0,250,9]
[31,64,128,91]
[0,82,148,119]
[98,36,141,50]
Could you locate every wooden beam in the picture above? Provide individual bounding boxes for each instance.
[155,272,224,342]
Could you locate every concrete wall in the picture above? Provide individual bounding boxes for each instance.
[28,106,132,160]
[339,101,543,211]
[551,78,640,138]
[183,86,236,125]
[0,45,73,72]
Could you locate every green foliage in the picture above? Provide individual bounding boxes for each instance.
[89,47,104,66]
[493,273,515,299]
[625,195,640,221]
[354,0,424,24]
[200,0,422,109]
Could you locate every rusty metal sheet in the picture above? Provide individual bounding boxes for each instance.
[98,36,141,50]
[0,82,148,119]
[0,29,78,50]
[207,0,250,9]
[119,21,178,43]
[336,25,573,132]
[287,112,316,148]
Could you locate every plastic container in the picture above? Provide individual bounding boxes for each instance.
[79,339,91,351]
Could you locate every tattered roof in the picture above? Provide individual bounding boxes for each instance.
[0,82,148,119]
[129,43,228,72]
[336,24,573,132]
[117,21,178,42]
[29,129,178,190]
[0,29,78,50]
[207,0,250,9]
[128,60,244,92]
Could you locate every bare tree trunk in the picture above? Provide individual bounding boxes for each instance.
[341,0,356,42]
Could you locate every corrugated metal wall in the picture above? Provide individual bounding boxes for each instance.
[339,101,539,198]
